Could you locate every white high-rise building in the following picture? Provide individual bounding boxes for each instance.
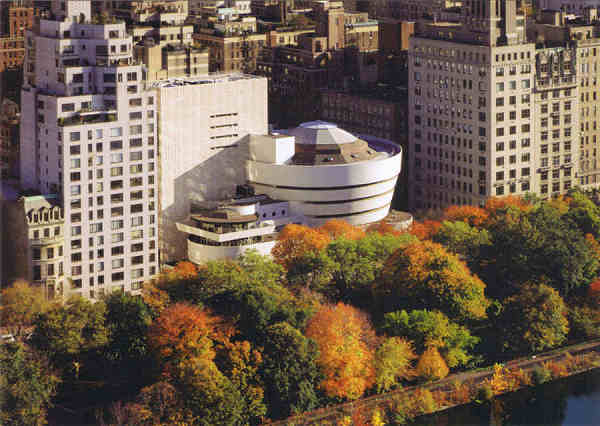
[20,0,159,298]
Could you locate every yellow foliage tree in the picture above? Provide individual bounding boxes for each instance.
[271,224,331,269]
[416,347,449,381]
[0,280,52,338]
[305,302,376,400]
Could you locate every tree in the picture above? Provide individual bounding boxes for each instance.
[317,219,365,240]
[147,303,222,374]
[0,343,60,426]
[381,309,479,368]
[433,220,491,262]
[366,221,403,236]
[305,303,376,400]
[408,220,441,240]
[30,296,108,375]
[272,224,331,269]
[147,304,258,424]
[415,347,449,380]
[484,195,532,216]
[317,232,416,306]
[374,337,416,393]
[173,261,198,278]
[0,280,51,338]
[260,322,322,418]
[499,283,569,353]
[443,205,489,227]
[568,305,600,340]
[378,241,489,322]
[564,190,600,237]
[103,292,153,385]
[588,278,600,305]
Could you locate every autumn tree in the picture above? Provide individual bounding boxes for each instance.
[147,303,263,424]
[272,224,331,269]
[0,280,52,338]
[499,283,569,354]
[374,337,416,393]
[588,279,600,305]
[305,303,376,400]
[173,260,198,278]
[381,309,479,368]
[415,347,449,381]
[260,322,322,418]
[377,241,489,322]
[484,195,532,216]
[408,220,442,240]
[564,190,600,237]
[30,296,108,377]
[366,221,403,236]
[317,219,365,240]
[568,305,600,340]
[0,343,60,426]
[443,205,489,227]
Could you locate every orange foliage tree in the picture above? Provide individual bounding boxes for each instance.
[484,195,532,215]
[408,220,442,240]
[379,241,489,322]
[366,221,403,236]
[318,219,366,240]
[415,347,449,380]
[305,302,376,400]
[173,261,198,278]
[271,224,331,269]
[585,234,600,259]
[443,205,489,227]
[147,303,225,375]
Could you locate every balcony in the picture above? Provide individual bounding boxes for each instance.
[536,75,576,89]
[58,112,117,127]
[30,235,63,245]
[79,105,117,116]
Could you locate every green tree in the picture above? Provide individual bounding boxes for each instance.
[0,280,52,338]
[374,337,416,392]
[433,220,491,264]
[103,291,153,385]
[499,283,569,353]
[30,296,108,376]
[260,322,322,418]
[564,190,600,237]
[377,241,489,322]
[0,343,60,425]
[567,305,600,340]
[320,233,416,306]
[381,309,479,368]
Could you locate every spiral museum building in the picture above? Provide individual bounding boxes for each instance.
[247,121,403,225]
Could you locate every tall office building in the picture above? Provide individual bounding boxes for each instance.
[407,0,580,210]
[20,0,158,297]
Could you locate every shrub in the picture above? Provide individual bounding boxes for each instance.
[476,385,494,401]
[531,365,552,385]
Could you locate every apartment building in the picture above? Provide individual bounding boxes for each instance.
[20,0,158,298]
[0,99,21,179]
[408,0,540,210]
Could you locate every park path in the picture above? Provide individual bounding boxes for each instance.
[265,339,600,425]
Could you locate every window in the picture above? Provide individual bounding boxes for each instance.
[522,167,530,176]
[130,151,142,161]
[496,171,504,180]
[110,140,122,150]
[496,157,504,166]
[90,223,103,233]
[496,128,504,137]
[130,164,142,174]
[111,219,123,230]
[496,97,504,107]
[130,125,142,135]
[112,258,124,268]
[70,132,80,141]
[111,167,123,177]
[496,186,504,195]
[62,103,75,112]
[131,243,143,252]
[111,153,123,163]
[112,272,124,282]
[110,127,122,137]
[131,229,143,239]
[132,255,143,265]
[496,82,504,91]
[111,246,124,256]
[131,204,143,214]
[521,79,530,89]
[132,216,143,227]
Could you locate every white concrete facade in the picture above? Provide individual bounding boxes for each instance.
[20,1,158,299]
[154,75,269,262]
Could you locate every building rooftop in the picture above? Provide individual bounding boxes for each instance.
[281,121,357,145]
[149,72,262,88]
